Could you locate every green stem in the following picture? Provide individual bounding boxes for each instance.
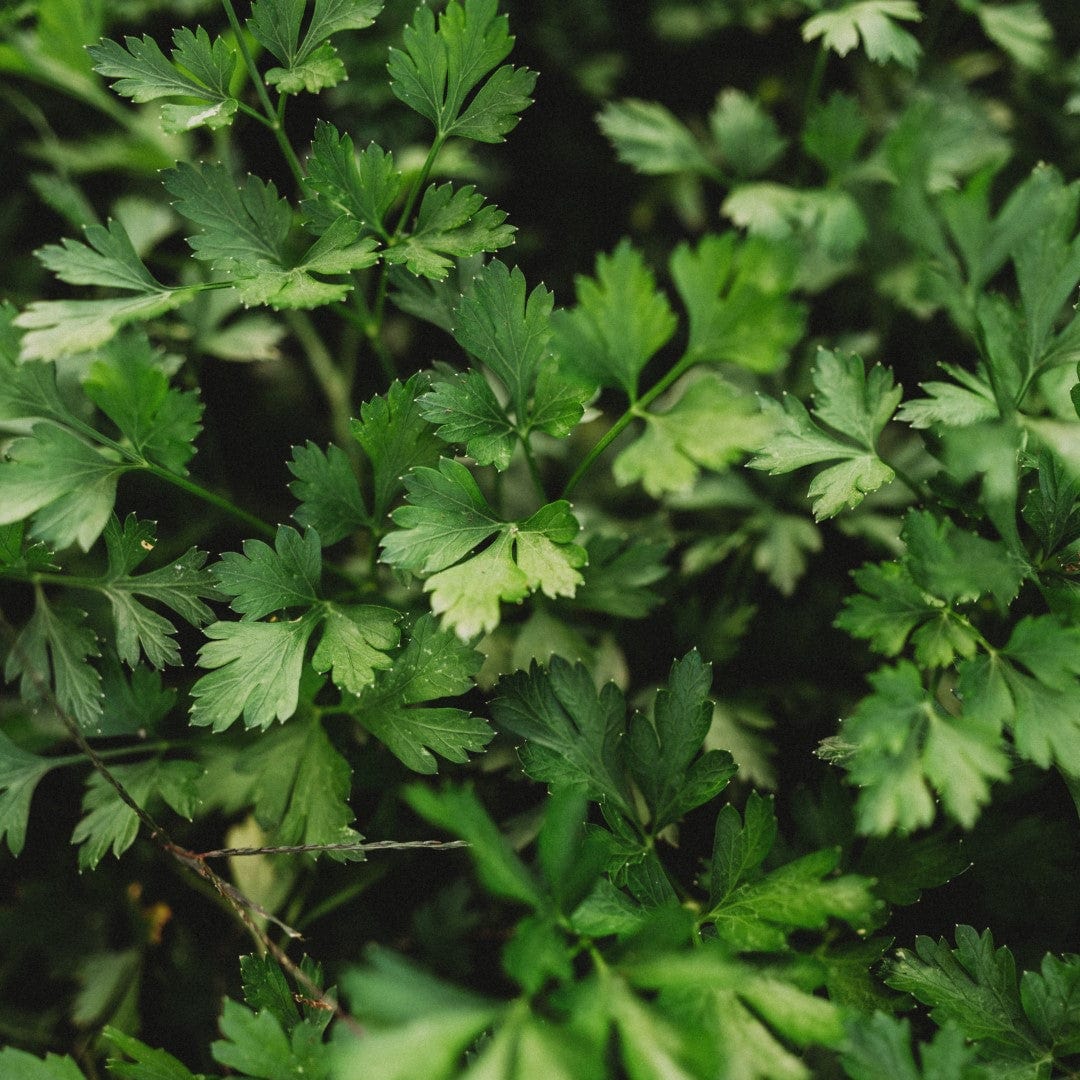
[887,461,926,503]
[220,0,305,189]
[369,135,448,378]
[285,310,356,454]
[142,463,277,539]
[803,44,829,123]
[520,435,546,503]
[562,355,695,498]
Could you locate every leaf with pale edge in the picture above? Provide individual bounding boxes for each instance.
[15,219,194,360]
[387,0,535,141]
[886,926,1080,1073]
[72,759,202,869]
[802,1,923,70]
[88,27,240,132]
[748,348,902,519]
[380,458,586,638]
[704,792,879,950]
[348,614,489,774]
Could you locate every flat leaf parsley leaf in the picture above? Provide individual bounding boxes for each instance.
[380,458,586,638]
[748,348,902,519]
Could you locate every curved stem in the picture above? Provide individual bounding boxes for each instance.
[562,354,695,498]
[142,463,277,539]
[220,0,305,189]
[285,310,356,454]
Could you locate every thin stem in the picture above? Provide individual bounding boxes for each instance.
[803,44,828,124]
[369,135,448,378]
[285,310,356,454]
[562,355,695,498]
[220,0,305,189]
[520,436,547,502]
[887,462,926,503]
[142,463,277,540]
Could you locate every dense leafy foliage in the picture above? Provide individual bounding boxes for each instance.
[2,0,1080,1076]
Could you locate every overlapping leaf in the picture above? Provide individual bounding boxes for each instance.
[748,348,902,519]
[380,458,586,638]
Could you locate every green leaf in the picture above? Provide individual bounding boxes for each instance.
[405,782,542,908]
[901,510,1025,609]
[303,122,402,239]
[491,657,634,820]
[349,614,490,773]
[104,1028,205,1080]
[380,459,586,638]
[212,525,322,620]
[614,374,776,496]
[670,234,805,372]
[3,593,102,730]
[0,1047,86,1080]
[573,533,670,618]
[709,89,787,178]
[450,260,554,425]
[213,996,332,1080]
[88,28,239,131]
[802,93,868,177]
[311,603,400,695]
[896,365,998,429]
[0,731,53,857]
[966,0,1053,70]
[0,303,73,425]
[552,239,677,400]
[288,441,371,543]
[960,615,1080,774]
[832,661,1010,834]
[164,162,364,308]
[17,218,194,360]
[705,794,879,949]
[72,759,201,870]
[596,98,713,176]
[190,612,320,732]
[802,1,923,70]
[382,183,514,280]
[237,715,362,853]
[350,373,443,525]
[240,955,301,1032]
[747,349,902,519]
[886,927,1054,1064]
[419,368,516,470]
[627,652,736,831]
[100,515,218,669]
[840,1014,988,1080]
[0,422,123,551]
[266,41,346,95]
[84,333,203,475]
[387,0,535,141]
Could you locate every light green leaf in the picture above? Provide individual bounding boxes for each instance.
[0,1047,86,1080]
[709,89,787,178]
[212,525,322,620]
[596,98,713,176]
[288,441,371,544]
[803,1,923,70]
[312,603,400,695]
